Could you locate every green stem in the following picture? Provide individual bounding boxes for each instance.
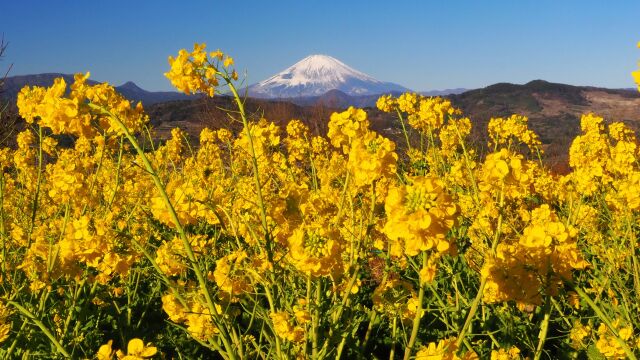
[312,279,322,360]
[81,130,107,216]
[5,319,29,357]
[88,104,237,360]
[27,125,44,247]
[223,78,287,357]
[390,316,398,360]
[262,281,283,359]
[395,108,412,151]
[533,296,552,360]
[8,301,70,358]
[226,80,271,258]
[403,253,427,360]
[572,286,637,360]
[625,215,640,297]
[61,279,86,346]
[332,265,361,325]
[335,336,347,360]
[361,309,377,353]
[107,136,125,208]
[335,172,351,220]
[456,184,505,349]
[453,123,480,204]
[319,265,362,356]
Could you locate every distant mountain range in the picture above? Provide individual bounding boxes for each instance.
[0,53,469,108]
[1,70,465,109]
[1,73,191,105]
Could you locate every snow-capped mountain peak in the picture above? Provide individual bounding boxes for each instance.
[247,55,409,98]
[268,54,378,86]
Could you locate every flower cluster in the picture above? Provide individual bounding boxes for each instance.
[97,338,157,360]
[383,175,457,257]
[0,302,11,344]
[482,205,587,305]
[164,43,236,97]
[17,73,148,137]
[595,321,636,359]
[488,114,542,152]
[270,311,305,343]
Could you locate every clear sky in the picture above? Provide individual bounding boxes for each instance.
[1,0,639,92]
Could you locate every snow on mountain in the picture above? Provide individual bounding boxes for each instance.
[247,54,410,98]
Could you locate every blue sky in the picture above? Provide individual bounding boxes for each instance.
[1,0,639,91]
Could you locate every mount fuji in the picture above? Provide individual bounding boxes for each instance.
[246,54,410,98]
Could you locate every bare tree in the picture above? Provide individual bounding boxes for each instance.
[0,35,10,86]
[0,35,19,148]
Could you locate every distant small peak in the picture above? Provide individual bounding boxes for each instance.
[525,80,551,86]
[119,81,143,91]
